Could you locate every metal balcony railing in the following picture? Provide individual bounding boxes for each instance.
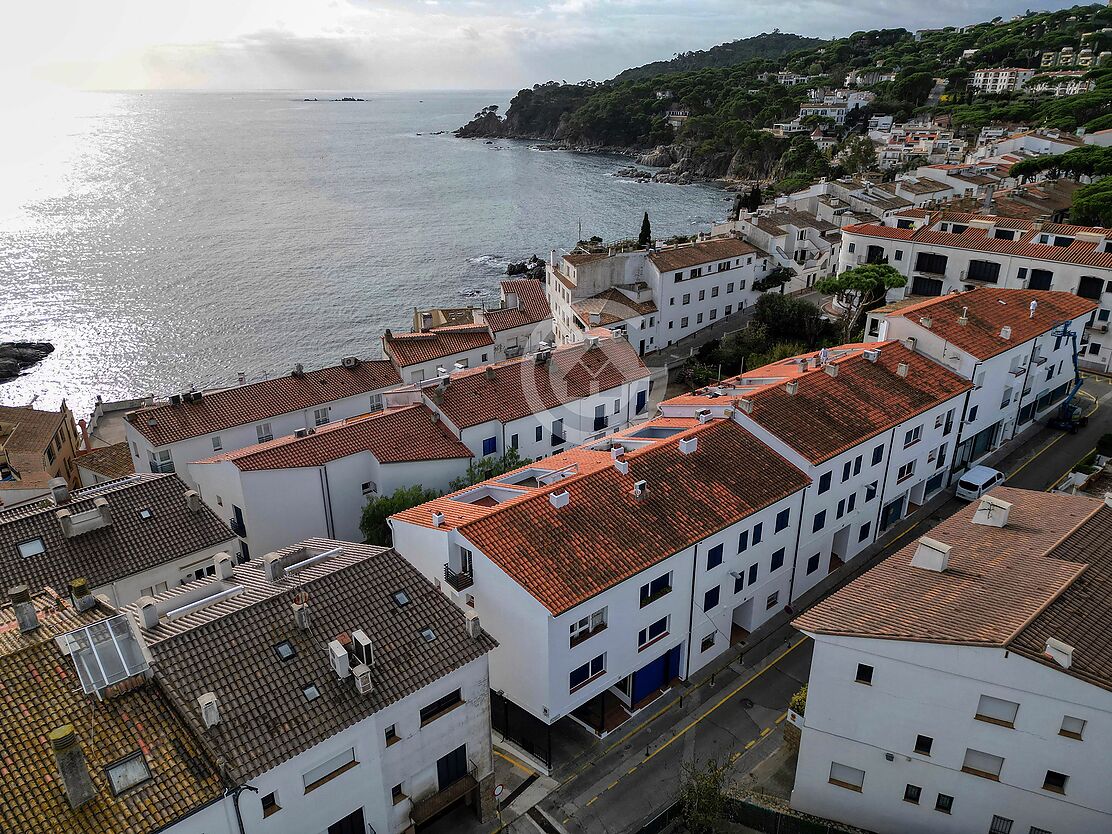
[443,564,474,591]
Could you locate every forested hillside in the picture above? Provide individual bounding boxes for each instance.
[610,31,823,83]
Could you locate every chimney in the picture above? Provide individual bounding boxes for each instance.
[632,480,648,499]
[918,316,932,329]
[484,366,496,381]
[910,536,951,572]
[549,489,570,509]
[9,585,38,633]
[610,445,624,460]
[614,458,629,475]
[69,578,96,612]
[864,349,880,362]
[263,552,285,582]
[586,335,600,349]
[737,398,753,414]
[1044,637,1073,669]
[136,596,159,629]
[465,610,482,639]
[184,490,202,513]
[77,419,92,451]
[824,363,839,377]
[432,511,445,527]
[49,477,70,505]
[972,495,1012,527]
[1029,300,1038,319]
[1104,492,1112,510]
[897,362,910,377]
[292,592,311,631]
[958,306,969,326]
[904,336,917,352]
[214,552,235,580]
[1000,325,1012,340]
[697,408,713,424]
[785,381,799,396]
[49,725,97,809]
[678,437,698,455]
[198,693,220,728]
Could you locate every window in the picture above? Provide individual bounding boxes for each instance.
[855,663,873,685]
[105,753,152,795]
[570,607,607,646]
[915,252,947,274]
[392,784,406,804]
[828,762,864,791]
[703,585,720,611]
[313,407,330,426]
[17,538,45,558]
[711,286,719,298]
[640,573,672,607]
[701,632,715,652]
[1042,770,1068,794]
[1077,275,1104,300]
[771,548,785,571]
[707,544,724,569]
[836,499,845,519]
[303,683,321,702]
[975,694,1019,728]
[211,435,223,452]
[962,748,1004,780]
[914,734,932,755]
[734,573,745,593]
[968,404,979,422]
[871,444,884,465]
[847,242,856,254]
[274,641,297,662]
[934,793,953,814]
[681,316,689,328]
[818,472,831,493]
[990,816,1014,834]
[261,791,281,817]
[752,523,763,545]
[510,433,519,450]
[853,455,862,475]
[806,554,820,574]
[775,508,790,531]
[904,426,922,447]
[682,293,691,305]
[894,249,903,261]
[148,449,174,473]
[727,282,734,293]
[420,627,437,642]
[420,689,463,724]
[903,784,921,804]
[841,460,851,481]
[699,290,706,301]
[1029,268,1053,291]
[858,521,871,542]
[967,259,1001,284]
[369,392,384,412]
[738,530,749,553]
[482,436,498,456]
[748,563,758,584]
[765,591,779,610]
[569,653,605,691]
[1059,715,1086,740]
[385,724,399,746]
[812,510,826,532]
[303,748,357,792]
[696,312,704,325]
[638,616,669,648]
[865,481,878,502]
[536,425,543,442]
[361,481,377,496]
[896,461,915,482]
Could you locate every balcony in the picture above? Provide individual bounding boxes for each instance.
[551,434,566,447]
[593,415,609,431]
[570,621,607,648]
[229,517,247,538]
[443,564,474,591]
[409,767,480,827]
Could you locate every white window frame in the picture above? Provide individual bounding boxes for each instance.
[256,422,273,443]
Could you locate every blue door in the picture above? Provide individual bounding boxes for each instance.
[635,390,648,414]
[632,646,681,704]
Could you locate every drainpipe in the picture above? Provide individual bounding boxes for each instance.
[319,467,335,539]
[785,486,810,608]
[683,542,700,681]
[229,783,260,834]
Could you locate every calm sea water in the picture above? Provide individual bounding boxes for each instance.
[0,90,729,417]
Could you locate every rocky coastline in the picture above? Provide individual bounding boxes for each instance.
[0,342,53,384]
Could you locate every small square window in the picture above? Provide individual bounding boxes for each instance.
[303,683,321,702]
[771,548,785,571]
[392,783,406,805]
[903,784,921,804]
[392,590,411,607]
[701,632,715,652]
[420,627,437,642]
[990,815,1014,834]
[703,586,720,612]
[211,435,223,452]
[385,724,399,746]
[1060,715,1085,739]
[855,663,873,684]
[1042,770,1068,794]
[935,793,953,814]
[806,554,820,574]
[261,791,281,817]
[765,591,779,610]
[707,544,724,570]
[105,752,152,796]
[138,508,154,520]
[17,538,45,559]
[275,641,297,661]
[914,734,933,755]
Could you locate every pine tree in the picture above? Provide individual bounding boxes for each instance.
[746,184,762,212]
[638,212,652,247]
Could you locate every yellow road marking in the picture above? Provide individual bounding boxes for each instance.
[775,712,788,724]
[1047,446,1097,492]
[745,739,756,750]
[1009,389,1101,482]
[641,638,808,765]
[494,748,536,776]
[586,796,599,807]
[760,727,772,738]
[627,766,638,775]
[607,780,620,791]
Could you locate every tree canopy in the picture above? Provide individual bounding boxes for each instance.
[816,264,907,340]
[448,449,532,492]
[360,485,440,546]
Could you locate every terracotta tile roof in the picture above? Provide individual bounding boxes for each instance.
[0,590,225,834]
[484,280,552,333]
[429,338,649,430]
[455,418,810,615]
[137,540,496,781]
[0,474,234,595]
[75,444,135,480]
[563,251,610,267]
[383,325,494,368]
[195,404,472,471]
[648,238,760,272]
[795,488,1112,691]
[742,342,972,464]
[888,288,1097,359]
[126,360,401,446]
[571,287,658,326]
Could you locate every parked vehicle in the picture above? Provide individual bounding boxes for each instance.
[955,466,1005,500]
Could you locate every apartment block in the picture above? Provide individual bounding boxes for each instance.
[711,208,842,290]
[0,403,81,507]
[125,357,402,488]
[839,210,1112,370]
[971,67,1037,93]
[791,488,1112,834]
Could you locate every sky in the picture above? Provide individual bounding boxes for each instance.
[0,0,1083,92]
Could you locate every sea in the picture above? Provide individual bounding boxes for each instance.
[0,89,730,418]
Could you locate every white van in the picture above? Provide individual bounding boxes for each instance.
[955,466,1005,501]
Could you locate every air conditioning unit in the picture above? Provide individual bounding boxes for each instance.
[353,664,374,695]
[350,629,374,667]
[328,640,350,679]
[341,356,360,369]
[1101,325,1109,334]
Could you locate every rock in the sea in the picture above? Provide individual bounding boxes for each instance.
[638,145,673,167]
[0,342,53,383]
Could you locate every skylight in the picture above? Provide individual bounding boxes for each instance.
[17,538,45,558]
[138,508,153,520]
[420,627,437,642]
[275,641,297,661]
[106,752,152,796]
[303,683,321,702]
[392,590,411,607]
[61,615,150,697]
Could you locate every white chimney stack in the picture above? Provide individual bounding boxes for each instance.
[432,511,445,527]
[263,552,285,582]
[614,458,629,475]
[897,362,910,377]
[1029,300,1038,319]
[972,495,1012,528]
[785,381,799,396]
[679,437,698,455]
[910,536,951,572]
[1045,637,1074,669]
[1000,325,1012,340]
[184,490,202,513]
[824,364,839,377]
[465,611,482,639]
[198,693,220,728]
[549,489,570,509]
[136,596,159,629]
[214,552,235,580]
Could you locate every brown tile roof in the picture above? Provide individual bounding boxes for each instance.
[563,251,610,267]
[484,280,552,333]
[571,287,659,326]
[127,360,402,446]
[432,338,649,430]
[649,238,760,273]
[383,325,494,368]
[137,540,496,781]
[888,288,1097,359]
[0,405,67,453]
[196,404,472,471]
[0,474,234,595]
[795,488,1112,691]
[743,342,972,464]
[75,444,135,480]
[0,590,225,834]
[457,418,810,614]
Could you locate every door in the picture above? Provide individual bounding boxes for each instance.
[639,339,646,356]
[437,744,468,790]
[631,653,668,704]
[911,275,943,296]
[328,808,365,834]
[880,496,905,530]
[635,389,648,414]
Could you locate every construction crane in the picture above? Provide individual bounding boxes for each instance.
[1047,321,1090,433]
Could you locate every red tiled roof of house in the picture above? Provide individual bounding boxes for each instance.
[795,487,1112,691]
[126,360,401,446]
[383,325,494,367]
[648,238,760,272]
[429,337,648,430]
[742,341,971,464]
[484,280,552,333]
[458,418,810,614]
[888,288,1097,360]
[195,404,472,470]
[571,287,658,326]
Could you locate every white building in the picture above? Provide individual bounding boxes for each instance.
[971,67,1037,93]
[866,288,1096,467]
[711,208,842,290]
[482,279,555,359]
[125,358,402,490]
[1031,71,1096,97]
[386,335,652,462]
[792,487,1112,834]
[188,405,474,557]
[130,539,498,834]
[383,324,498,385]
[548,237,771,353]
[969,128,1086,162]
[838,210,1112,370]
[0,473,236,608]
